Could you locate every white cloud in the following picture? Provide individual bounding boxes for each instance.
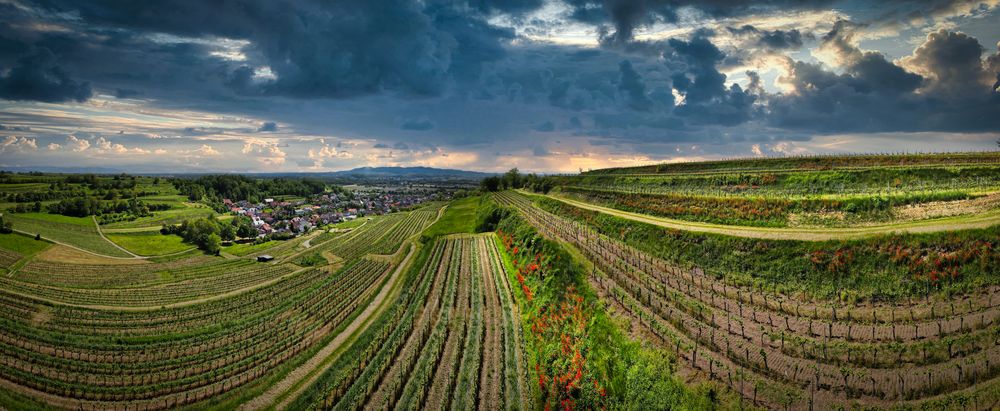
[751,143,764,156]
[67,135,91,152]
[307,141,354,169]
[47,143,61,150]
[94,136,150,155]
[241,138,287,166]
[0,136,37,152]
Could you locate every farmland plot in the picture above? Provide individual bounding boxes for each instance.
[0,205,437,409]
[496,190,1000,410]
[302,234,530,411]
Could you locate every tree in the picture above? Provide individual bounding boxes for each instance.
[204,233,222,255]
[502,168,522,189]
[480,176,501,192]
[233,216,257,238]
[219,224,236,242]
[0,215,11,234]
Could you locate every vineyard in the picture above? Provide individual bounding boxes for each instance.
[545,152,1000,228]
[2,153,996,410]
[288,233,531,410]
[494,188,1000,409]
[0,203,447,410]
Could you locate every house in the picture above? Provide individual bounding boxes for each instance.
[257,254,274,262]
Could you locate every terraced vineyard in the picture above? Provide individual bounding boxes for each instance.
[0,204,447,410]
[290,234,530,411]
[546,152,1000,228]
[495,186,1000,409]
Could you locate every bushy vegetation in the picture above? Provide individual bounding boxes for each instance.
[481,196,724,409]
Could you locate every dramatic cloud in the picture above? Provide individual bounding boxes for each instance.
[0,48,92,102]
[0,0,997,172]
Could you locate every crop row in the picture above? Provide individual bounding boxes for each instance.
[1,262,297,307]
[308,235,528,411]
[15,254,221,289]
[495,191,1000,409]
[0,255,395,409]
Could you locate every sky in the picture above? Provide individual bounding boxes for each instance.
[0,0,999,173]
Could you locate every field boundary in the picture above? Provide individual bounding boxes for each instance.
[540,191,1000,241]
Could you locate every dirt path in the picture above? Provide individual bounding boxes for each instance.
[542,192,1000,241]
[93,216,142,258]
[241,243,417,411]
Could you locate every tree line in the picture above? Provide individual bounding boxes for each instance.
[479,168,554,193]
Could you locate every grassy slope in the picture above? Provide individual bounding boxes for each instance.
[0,232,51,255]
[104,231,192,256]
[421,195,478,238]
[223,240,279,257]
[6,213,132,257]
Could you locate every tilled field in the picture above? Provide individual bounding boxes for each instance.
[496,190,1000,410]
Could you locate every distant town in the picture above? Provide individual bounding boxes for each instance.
[226,186,448,238]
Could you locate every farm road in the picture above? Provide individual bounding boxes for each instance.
[540,192,1000,241]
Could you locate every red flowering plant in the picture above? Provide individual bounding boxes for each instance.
[497,222,607,410]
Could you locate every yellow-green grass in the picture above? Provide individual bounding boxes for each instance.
[0,232,51,255]
[103,206,216,229]
[223,240,279,256]
[421,195,478,238]
[6,213,132,257]
[105,231,193,256]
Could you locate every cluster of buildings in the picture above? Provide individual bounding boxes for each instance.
[222,189,438,238]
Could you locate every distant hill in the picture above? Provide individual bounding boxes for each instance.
[326,166,494,178]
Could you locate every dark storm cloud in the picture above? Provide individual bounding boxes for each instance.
[258,122,278,132]
[0,47,92,102]
[727,25,807,50]
[22,0,531,99]
[114,88,142,99]
[564,0,835,44]
[765,26,1000,132]
[617,60,654,110]
[401,118,435,131]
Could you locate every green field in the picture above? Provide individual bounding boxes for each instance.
[6,213,132,257]
[223,240,279,256]
[0,232,52,256]
[420,195,478,238]
[102,203,216,229]
[104,231,193,256]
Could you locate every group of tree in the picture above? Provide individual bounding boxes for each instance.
[0,215,12,234]
[171,175,342,204]
[162,215,259,254]
[480,168,554,193]
[43,197,168,218]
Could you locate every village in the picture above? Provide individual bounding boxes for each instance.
[223,187,442,238]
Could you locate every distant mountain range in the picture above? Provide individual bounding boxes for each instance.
[325,166,494,178]
[0,165,496,178]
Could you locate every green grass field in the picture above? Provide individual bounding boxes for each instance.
[6,213,133,257]
[105,231,193,256]
[420,196,478,238]
[0,232,51,255]
[102,205,216,229]
[223,240,280,256]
